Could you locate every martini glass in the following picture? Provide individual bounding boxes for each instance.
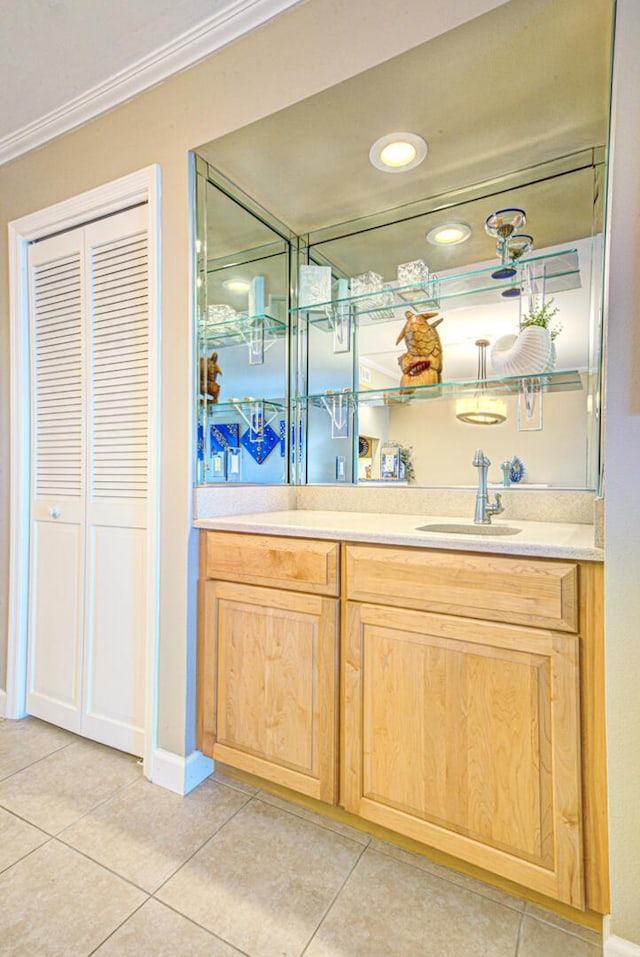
[498,233,534,298]
[485,208,527,279]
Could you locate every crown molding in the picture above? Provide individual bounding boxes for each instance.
[0,0,301,167]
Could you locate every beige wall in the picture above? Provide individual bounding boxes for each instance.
[603,0,640,945]
[0,0,508,746]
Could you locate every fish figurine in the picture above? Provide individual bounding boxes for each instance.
[396,309,444,391]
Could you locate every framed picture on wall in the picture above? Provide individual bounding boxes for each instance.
[380,442,401,480]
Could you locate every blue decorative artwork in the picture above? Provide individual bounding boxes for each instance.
[197,422,204,461]
[210,423,240,452]
[510,456,525,483]
[279,419,286,457]
[241,421,279,464]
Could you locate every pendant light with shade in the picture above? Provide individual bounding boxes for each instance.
[456,339,507,425]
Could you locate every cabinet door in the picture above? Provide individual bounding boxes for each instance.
[342,601,584,908]
[201,580,339,803]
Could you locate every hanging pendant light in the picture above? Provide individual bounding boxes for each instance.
[456,339,507,425]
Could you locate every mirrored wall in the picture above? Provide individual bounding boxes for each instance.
[193,0,614,491]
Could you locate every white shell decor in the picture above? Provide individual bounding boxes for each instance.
[490,325,553,377]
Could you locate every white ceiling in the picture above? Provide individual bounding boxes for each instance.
[0,0,301,165]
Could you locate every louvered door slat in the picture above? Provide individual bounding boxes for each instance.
[33,254,83,499]
[90,230,149,500]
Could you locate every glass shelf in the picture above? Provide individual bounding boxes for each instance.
[295,370,583,408]
[198,311,287,348]
[199,397,286,413]
[290,248,580,325]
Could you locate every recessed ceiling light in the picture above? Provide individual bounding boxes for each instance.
[369,132,428,173]
[223,278,250,294]
[426,222,472,246]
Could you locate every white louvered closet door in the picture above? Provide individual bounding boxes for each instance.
[82,208,149,756]
[27,205,150,755]
[28,230,86,732]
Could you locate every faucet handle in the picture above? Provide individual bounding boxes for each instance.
[487,492,504,518]
[472,448,490,467]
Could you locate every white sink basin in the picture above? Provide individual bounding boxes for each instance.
[417,522,522,536]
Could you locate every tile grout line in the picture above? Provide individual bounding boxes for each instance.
[522,910,602,947]
[514,909,525,957]
[0,737,78,783]
[149,791,256,898]
[299,839,370,957]
[366,844,526,916]
[50,837,162,896]
[523,911,602,947]
[151,898,254,957]
[151,794,374,957]
[0,830,55,878]
[0,803,58,840]
[249,792,535,921]
[253,792,372,848]
[55,787,254,897]
[0,736,142,833]
[52,767,148,840]
[86,895,151,956]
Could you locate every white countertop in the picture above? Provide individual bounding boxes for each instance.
[194,509,603,561]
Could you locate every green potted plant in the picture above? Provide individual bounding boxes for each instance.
[519,298,562,340]
[399,445,415,483]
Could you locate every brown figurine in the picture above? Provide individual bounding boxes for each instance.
[396,309,444,392]
[199,351,223,403]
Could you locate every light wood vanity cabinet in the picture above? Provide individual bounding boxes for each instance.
[198,532,607,914]
[197,532,339,803]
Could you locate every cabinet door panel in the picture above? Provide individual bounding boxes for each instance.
[203,580,338,803]
[343,601,583,907]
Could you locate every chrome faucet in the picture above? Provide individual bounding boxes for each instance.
[472,449,505,525]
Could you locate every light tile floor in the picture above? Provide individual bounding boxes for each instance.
[0,717,603,957]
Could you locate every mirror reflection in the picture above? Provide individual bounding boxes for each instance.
[193,0,614,490]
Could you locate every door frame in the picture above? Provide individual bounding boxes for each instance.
[7,165,161,775]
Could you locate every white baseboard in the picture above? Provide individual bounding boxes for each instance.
[0,689,6,718]
[605,937,640,957]
[148,747,214,795]
[604,918,640,956]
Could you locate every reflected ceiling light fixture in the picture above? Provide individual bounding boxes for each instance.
[426,222,472,246]
[455,338,507,426]
[223,278,250,294]
[369,131,428,173]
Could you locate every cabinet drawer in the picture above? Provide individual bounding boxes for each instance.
[345,544,578,631]
[201,531,339,596]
